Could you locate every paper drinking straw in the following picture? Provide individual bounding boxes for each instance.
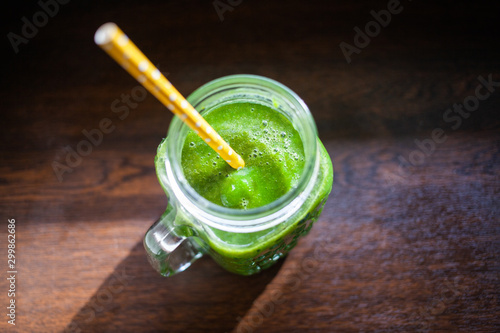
[94,23,245,170]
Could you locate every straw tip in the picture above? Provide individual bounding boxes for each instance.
[94,22,118,45]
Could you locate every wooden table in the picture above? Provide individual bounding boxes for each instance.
[1,1,499,332]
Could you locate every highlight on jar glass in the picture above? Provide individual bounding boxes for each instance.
[94,23,333,276]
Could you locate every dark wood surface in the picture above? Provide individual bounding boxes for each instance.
[1,0,499,332]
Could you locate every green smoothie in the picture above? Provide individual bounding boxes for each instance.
[178,101,333,274]
[182,102,305,209]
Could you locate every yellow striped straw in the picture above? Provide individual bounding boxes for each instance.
[94,22,245,170]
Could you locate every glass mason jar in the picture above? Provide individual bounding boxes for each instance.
[143,74,333,276]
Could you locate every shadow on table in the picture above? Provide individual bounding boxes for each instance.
[64,240,284,333]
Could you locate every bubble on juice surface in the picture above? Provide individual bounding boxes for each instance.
[189,142,195,147]
[241,198,248,209]
[262,120,268,127]
[280,131,286,138]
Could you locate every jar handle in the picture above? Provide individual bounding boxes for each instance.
[143,203,204,277]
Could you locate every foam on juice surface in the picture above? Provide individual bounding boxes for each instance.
[181,102,305,209]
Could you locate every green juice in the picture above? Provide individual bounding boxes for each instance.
[182,102,305,209]
[179,102,333,274]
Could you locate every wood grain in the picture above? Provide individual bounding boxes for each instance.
[1,0,499,332]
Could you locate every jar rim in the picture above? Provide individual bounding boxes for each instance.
[164,74,319,232]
